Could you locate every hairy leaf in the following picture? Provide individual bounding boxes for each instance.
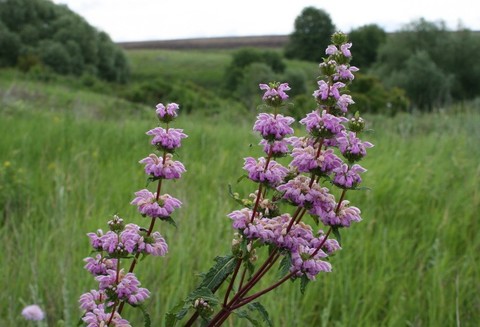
[198,255,239,291]
[278,254,292,279]
[135,304,151,327]
[247,302,273,327]
[332,226,342,245]
[300,274,310,294]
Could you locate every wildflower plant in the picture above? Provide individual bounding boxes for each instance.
[79,103,187,326]
[165,32,374,326]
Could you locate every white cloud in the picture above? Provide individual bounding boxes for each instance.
[53,0,480,42]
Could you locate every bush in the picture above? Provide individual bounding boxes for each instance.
[224,48,286,93]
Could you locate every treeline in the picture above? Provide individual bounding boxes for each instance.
[283,7,480,112]
[1,1,479,114]
[0,0,129,83]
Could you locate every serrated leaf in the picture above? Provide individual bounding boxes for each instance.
[247,302,273,327]
[300,274,310,294]
[332,226,342,245]
[278,254,292,279]
[353,186,371,191]
[198,255,239,292]
[186,287,219,306]
[135,303,151,327]
[235,309,261,326]
[161,216,177,228]
[165,299,192,327]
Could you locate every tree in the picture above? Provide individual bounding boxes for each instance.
[372,18,480,109]
[0,0,130,82]
[348,24,386,69]
[284,7,335,62]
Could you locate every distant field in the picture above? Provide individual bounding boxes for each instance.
[118,35,289,50]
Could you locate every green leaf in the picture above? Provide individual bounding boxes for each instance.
[228,184,247,207]
[135,303,151,327]
[278,254,292,279]
[198,255,239,292]
[332,226,342,245]
[353,186,371,191]
[235,309,261,326]
[237,174,249,183]
[247,302,273,327]
[186,287,219,306]
[165,299,192,327]
[300,274,310,294]
[161,216,177,228]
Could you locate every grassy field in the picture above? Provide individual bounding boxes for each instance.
[1,62,479,327]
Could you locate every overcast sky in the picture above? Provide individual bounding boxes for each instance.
[52,0,480,42]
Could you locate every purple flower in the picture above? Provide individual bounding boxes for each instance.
[300,109,347,138]
[79,290,106,311]
[243,157,288,187]
[82,305,131,327]
[259,139,290,157]
[84,254,118,276]
[340,43,352,57]
[87,229,104,250]
[336,94,355,113]
[228,208,256,230]
[325,44,338,55]
[318,200,362,227]
[131,189,182,218]
[146,127,187,151]
[335,64,359,81]
[332,163,367,189]
[253,113,294,141]
[259,82,291,106]
[138,231,169,256]
[156,102,179,122]
[337,131,374,162]
[96,270,150,305]
[21,305,44,321]
[140,153,186,179]
[290,246,331,280]
[277,176,336,216]
[313,81,345,101]
[313,80,329,101]
[290,147,342,176]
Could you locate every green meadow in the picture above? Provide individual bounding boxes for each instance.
[0,50,479,326]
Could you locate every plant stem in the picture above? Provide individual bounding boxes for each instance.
[231,271,295,310]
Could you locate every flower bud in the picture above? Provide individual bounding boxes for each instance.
[331,32,349,46]
[348,112,365,132]
[108,215,125,232]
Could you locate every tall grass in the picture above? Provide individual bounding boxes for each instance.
[0,84,479,326]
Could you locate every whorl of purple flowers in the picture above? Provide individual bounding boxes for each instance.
[80,103,186,325]
[228,32,373,282]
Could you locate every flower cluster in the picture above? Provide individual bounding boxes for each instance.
[79,103,186,326]
[228,32,373,283]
